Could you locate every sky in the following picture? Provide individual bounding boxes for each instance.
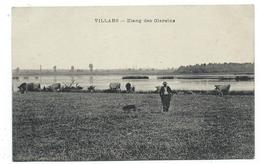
[12,5,254,70]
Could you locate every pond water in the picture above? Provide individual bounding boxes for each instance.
[12,75,254,92]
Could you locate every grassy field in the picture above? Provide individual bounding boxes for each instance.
[13,92,254,161]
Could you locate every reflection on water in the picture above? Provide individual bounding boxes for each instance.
[54,76,57,83]
[70,76,74,83]
[12,75,254,92]
[89,76,93,84]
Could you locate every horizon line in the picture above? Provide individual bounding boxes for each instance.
[12,62,254,70]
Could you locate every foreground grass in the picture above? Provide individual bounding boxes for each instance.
[13,92,254,161]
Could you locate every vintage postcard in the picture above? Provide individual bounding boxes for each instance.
[12,5,254,161]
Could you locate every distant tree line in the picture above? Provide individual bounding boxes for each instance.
[174,63,254,74]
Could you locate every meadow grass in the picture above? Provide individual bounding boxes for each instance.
[13,92,254,161]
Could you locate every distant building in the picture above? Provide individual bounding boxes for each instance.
[53,66,57,72]
[71,66,74,72]
[89,63,93,72]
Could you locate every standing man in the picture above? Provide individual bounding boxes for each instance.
[159,81,172,112]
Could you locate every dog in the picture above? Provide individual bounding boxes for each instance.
[122,105,137,112]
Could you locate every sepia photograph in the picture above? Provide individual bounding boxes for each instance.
[12,5,254,161]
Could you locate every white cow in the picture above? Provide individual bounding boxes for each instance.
[109,82,121,91]
[214,84,231,96]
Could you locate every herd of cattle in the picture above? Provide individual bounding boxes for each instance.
[17,82,134,94]
[16,81,231,96]
[18,82,62,93]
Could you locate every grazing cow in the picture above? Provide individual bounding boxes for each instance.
[87,86,95,92]
[48,83,61,92]
[155,86,161,93]
[18,83,27,93]
[214,84,231,97]
[18,82,41,94]
[109,82,121,91]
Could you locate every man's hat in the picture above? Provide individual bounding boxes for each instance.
[163,81,167,85]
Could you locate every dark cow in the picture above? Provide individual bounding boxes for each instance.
[18,83,41,94]
[87,85,95,92]
[125,83,135,93]
[125,83,131,92]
